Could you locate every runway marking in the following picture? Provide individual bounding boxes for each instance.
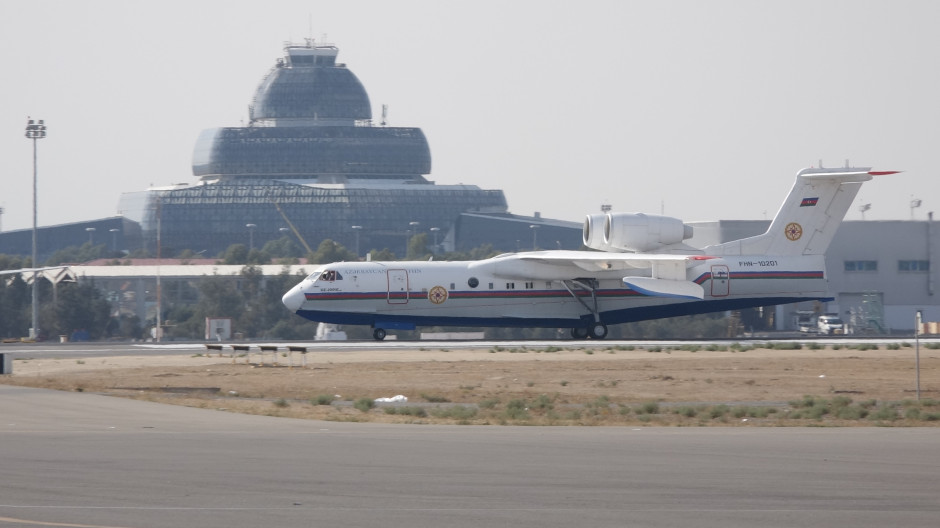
[0,516,133,528]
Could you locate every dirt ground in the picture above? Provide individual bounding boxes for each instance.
[4,343,940,426]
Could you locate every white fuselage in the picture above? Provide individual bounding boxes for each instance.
[282,254,828,330]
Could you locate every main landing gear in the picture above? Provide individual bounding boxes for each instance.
[570,322,608,340]
[562,278,608,340]
[372,328,387,341]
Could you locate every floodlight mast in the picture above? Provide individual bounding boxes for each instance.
[25,118,47,340]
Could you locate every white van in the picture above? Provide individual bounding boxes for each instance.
[817,315,844,335]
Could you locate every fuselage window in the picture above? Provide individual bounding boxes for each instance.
[468,277,479,288]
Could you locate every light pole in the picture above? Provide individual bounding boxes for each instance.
[109,228,120,252]
[246,223,257,251]
[859,203,871,220]
[529,224,540,250]
[351,225,362,257]
[408,221,419,257]
[25,118,46,340]
[85,227,96,245]
[430,227,440,253]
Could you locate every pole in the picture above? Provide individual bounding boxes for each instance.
[31,136,38,339]
[25,119,46,340]
[915,311,922,401]
[156,198,162,343]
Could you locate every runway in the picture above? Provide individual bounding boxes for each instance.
[1,384,938,528]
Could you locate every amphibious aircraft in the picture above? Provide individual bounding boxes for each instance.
[282,166,893,340]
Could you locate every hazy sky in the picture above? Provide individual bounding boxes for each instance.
[1,0,938,233]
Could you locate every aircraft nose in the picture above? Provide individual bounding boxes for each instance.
[282,284,305,313]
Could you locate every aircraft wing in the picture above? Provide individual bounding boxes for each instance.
[509,250,707,272]
[469,251,710,299]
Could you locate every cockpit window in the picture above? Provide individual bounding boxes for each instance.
[318,270,342,282]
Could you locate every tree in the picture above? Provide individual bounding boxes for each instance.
[261,235,303,259]
[221,244,249,265]
[46,282,112,339]
[309,239,356,264]
[368,248,396,261]
[406,233,430,260]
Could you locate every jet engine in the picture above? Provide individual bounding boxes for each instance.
[582,214,611,251]
[583,212,693,252]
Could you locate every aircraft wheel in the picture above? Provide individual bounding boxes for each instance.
[588,323,608,339]
[372,328,387,341]
[571,327,589,339]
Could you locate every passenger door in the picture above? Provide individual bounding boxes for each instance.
[711,265,730,297]
[387,269,409,304]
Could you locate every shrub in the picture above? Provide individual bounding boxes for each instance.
[384,406,427,417]
[431,405,477,420]
[504,399,530,420]
[311,394,334,405]
[479,398,499,409]
[354,398,375,412]
[868,405,898,422]
[710,405,730,419]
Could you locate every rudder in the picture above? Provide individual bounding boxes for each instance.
[706,166,894,256]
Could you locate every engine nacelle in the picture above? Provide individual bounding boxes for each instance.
[583,212,692,252]
[582,214,612,251]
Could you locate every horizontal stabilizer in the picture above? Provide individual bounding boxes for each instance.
[623,277,704,300]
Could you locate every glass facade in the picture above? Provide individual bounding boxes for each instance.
[119,39,507,257]
[250,65,371,121]
[192,126,432,179]
[145,181,507,256]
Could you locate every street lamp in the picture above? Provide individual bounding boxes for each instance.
[351,225,362,257]
[859,203,871,220]
[85,227,96,245]
[246,223,257,250]
[407,221,420,256]
[529,224,540,250]
[109,228,120,251]
[25,118,46,340]
[430,227,440,252]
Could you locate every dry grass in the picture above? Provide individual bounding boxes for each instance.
[4,344,939,426]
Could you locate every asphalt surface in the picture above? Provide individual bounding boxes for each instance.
[1,383,938,528]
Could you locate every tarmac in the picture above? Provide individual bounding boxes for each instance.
[1,382,938,528]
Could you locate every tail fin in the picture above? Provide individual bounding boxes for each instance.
[706,166,895,256]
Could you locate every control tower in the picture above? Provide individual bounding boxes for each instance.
[119,39,507,257]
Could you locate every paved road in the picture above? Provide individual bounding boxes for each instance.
[1,384,938,528]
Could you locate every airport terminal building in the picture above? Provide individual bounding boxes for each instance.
[116,39,507,258]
